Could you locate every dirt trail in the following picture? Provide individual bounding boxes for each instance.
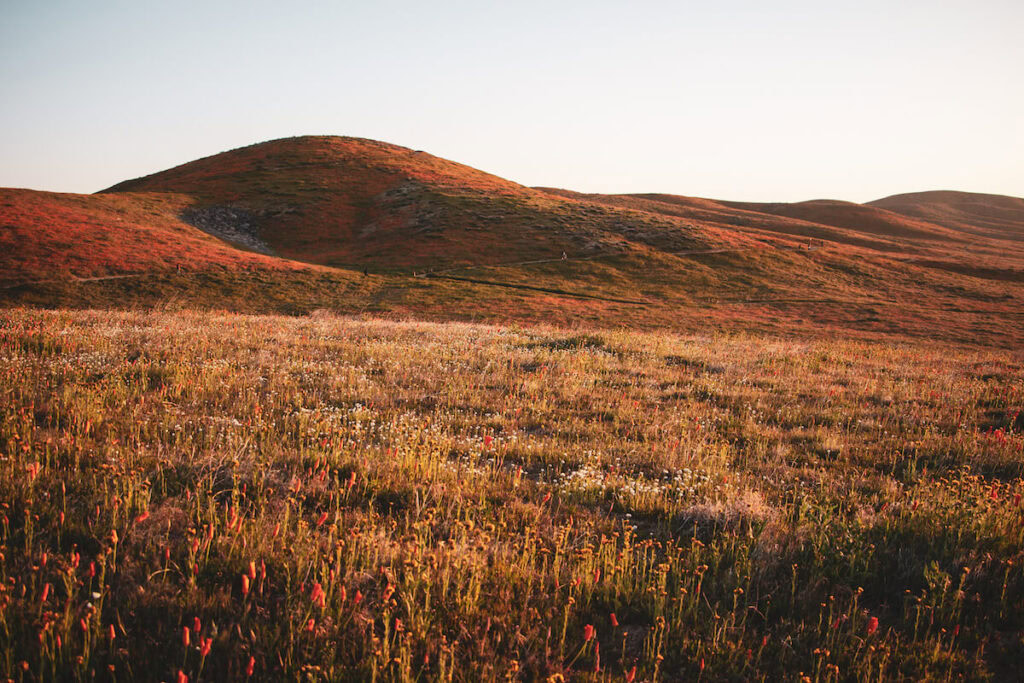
[424,273,649,305]
[1,273,149,289]
[420,247,757,277]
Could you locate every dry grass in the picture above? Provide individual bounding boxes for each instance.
[1,309,1022,680]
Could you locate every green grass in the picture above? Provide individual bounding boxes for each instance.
[1,309,1022,680]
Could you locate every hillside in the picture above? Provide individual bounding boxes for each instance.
[0,188,312,284]
[869,190,1024,242]
[2,136,1024,347]
[102,136,719,270]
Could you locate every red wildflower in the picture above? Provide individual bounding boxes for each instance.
[246,656,255,677]
[866,616,879,635]
[610,613,619,628]
[182,626,190,647]
[311,582,326,609]
[626,665,637,682]
[316,511,329,527]
[583,624,595,642]
[241,574,250,596]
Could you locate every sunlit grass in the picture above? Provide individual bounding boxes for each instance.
[1,309,1021,680]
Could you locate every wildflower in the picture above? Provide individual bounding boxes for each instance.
[182,626,190,647]
[583,624,595,642]
[248,560,257,581]
[610,613,619,628]
[135,510,150,524]
[866,616,879,635]
[246,656,255,677]
[193,617,201,634]
[108,624,115,641]
[541,492,552,505]
[594,641,600,672]
[354,590,364,605]
[316,511,329,527]
[306,618,315,632]
[311,582,326,609]
[200,638,212,657]
[40,583,50,603]
[177,671,188,683]
[626,665,637,682]
[484,435,493,447]
[241,574,250,596]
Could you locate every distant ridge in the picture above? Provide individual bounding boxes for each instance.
[868,190,1024,242]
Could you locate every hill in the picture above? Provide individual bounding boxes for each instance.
[101,136,718,270]
[2,136,1024,347]
[0,187,311,283]
[869,190,1024,242]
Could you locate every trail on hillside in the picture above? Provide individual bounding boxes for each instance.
[423,273,650,305]
[0,273,150,289]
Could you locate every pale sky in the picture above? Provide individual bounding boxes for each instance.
[1,0,1021,202]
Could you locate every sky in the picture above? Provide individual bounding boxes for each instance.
[1,0,1021,202]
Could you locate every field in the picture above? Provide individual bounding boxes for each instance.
[1,309,1022,681]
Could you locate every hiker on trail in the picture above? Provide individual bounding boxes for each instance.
[562,251,567,260]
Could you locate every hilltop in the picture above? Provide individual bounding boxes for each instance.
[101,136,718,270]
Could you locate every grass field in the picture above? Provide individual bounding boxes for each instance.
[2,309,1023,681]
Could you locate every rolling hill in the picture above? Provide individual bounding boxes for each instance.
[869,190,1024,242]
[2,135,1023,346]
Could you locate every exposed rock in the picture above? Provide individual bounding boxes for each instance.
[180,206,273,254]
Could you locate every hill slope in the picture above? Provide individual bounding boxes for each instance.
[869,190,1024,242]
[3,136,1024,347]
[102,136,720,269]
[0,187,311,283]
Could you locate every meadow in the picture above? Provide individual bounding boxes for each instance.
[1,309,1022,681]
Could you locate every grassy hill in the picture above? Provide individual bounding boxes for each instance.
[2,136,1023,347]
[869,190,1024,242]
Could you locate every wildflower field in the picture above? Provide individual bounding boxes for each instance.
[1,309,1022,681]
